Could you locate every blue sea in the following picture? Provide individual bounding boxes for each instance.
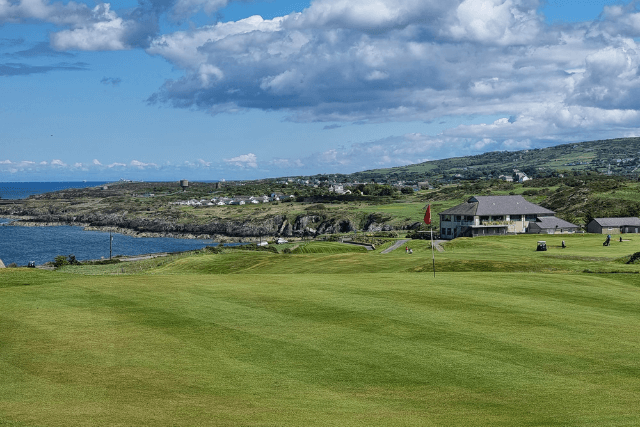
[0,219,218,266]
[0,181,110,199]
[0,182,221,266]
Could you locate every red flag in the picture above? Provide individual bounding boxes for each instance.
[424,205,431,225]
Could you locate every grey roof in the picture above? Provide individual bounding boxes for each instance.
[591,217,640,227]
[439,202,478,216]
[532,216,579,230]
[440,195,554,216]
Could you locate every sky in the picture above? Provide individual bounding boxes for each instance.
[1,0,640,181]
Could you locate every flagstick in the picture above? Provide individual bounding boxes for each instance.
[430,226,436,278]
[419,204,436,278]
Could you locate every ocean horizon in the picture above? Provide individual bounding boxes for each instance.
[0,181,111,200]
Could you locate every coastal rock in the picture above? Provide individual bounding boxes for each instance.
[0,205,397,239]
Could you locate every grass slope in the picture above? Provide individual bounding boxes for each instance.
[2,235,640,426]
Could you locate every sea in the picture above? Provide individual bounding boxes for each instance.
[0,181,110,199]
[0,182,219,266]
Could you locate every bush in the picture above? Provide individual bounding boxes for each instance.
[53,255,68,268]
[627,252,640,264]
[406,230,433,240]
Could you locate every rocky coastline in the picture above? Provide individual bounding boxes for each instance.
[0,209,410,241]
[0,185,420,241]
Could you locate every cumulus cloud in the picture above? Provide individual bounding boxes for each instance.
[8,0,640,175]
[137,0,640,155]
[224,153,258,168]
[50,4,135,51]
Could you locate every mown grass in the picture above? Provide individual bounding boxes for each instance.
[2,234,640,426]
[290,241,368,254]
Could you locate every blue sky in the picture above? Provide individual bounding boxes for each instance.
[1,0,639,181]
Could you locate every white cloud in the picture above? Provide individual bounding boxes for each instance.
[224,153,258,168]
[50,4,132,51]
[93,159,102,165]
[129,160,158,168]
[448,0,541,45]
[51,159,66,166]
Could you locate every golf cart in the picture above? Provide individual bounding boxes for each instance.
[536,241,547,251]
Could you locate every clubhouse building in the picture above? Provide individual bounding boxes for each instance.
[439,195,578,239]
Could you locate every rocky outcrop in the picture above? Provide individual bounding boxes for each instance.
[0,206,395,239]
[316,219,356,234]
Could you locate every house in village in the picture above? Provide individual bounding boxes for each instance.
[586,217,640,234]
[438,195,577,239]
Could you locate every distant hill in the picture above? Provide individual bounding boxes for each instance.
[336,137,640,183]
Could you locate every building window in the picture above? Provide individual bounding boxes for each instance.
[455,215,462,221]
[493,215,504,221]
[525,214,537,221]
[442,215,452,222]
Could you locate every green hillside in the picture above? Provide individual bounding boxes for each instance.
[342,137,640,182]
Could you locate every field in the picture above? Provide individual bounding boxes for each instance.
[2,234,640,426]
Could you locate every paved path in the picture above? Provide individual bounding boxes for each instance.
[432,240,445,252]
[381,239,446,253]
[381,239,410,254]
[341,241,375,251]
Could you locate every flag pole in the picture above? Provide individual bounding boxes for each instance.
[420,204,435,278]
[431,225,436,278]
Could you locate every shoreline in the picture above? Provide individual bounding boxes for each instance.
[0,216,256,243]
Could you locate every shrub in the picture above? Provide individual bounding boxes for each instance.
[627,252,640,264]
[53,255,68,268]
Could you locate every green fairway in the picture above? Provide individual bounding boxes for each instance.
[2,234,640,426]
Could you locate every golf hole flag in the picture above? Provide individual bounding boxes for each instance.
[424,205,431,225]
